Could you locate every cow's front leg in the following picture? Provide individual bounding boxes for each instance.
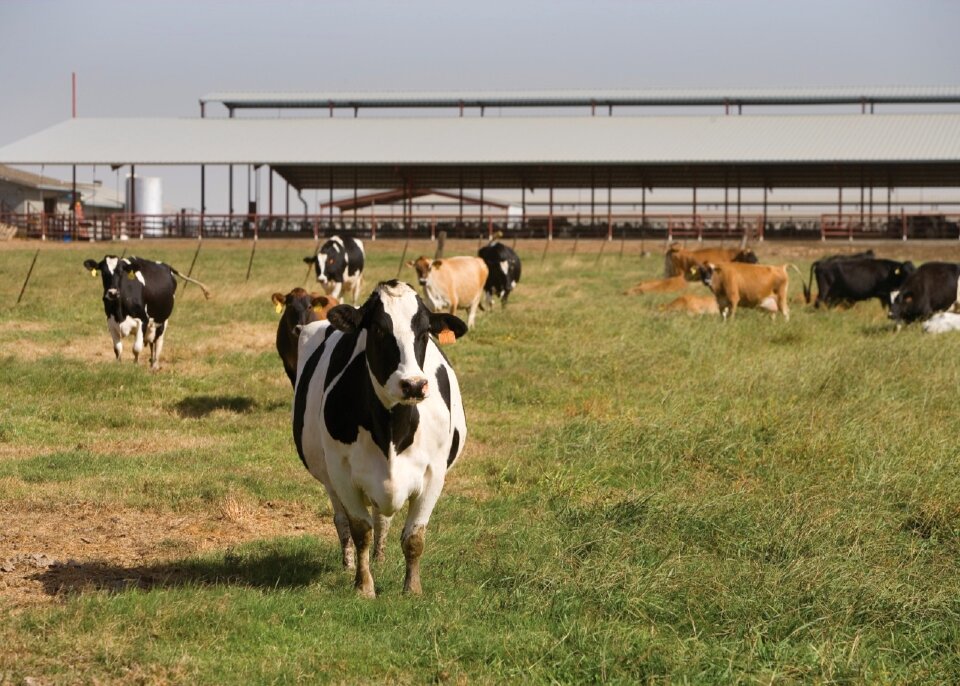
[401,472,446,595]
[329,493,355,570]
[107,318,123,361]
[348,516,375,598]
[351,275,363,305]
[373,506,392,563]
[329,281,344,300]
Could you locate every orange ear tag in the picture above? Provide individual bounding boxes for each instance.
[437,328,456,345]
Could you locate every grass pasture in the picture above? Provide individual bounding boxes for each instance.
[2,237,960,684]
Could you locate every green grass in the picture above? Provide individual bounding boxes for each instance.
[2,238,960,683]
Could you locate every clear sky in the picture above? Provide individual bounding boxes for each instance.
[1,0,958,212]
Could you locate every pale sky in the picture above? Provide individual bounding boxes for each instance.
[2,0,958,212]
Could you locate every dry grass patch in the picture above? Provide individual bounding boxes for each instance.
[0,498,334,610]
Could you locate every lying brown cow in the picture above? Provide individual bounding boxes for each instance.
[658,293,720,315]
[407,255,489,328]
[624,274,689,295]
[697,262,799,320]
[271,289,338,386]
[664,243,758,277]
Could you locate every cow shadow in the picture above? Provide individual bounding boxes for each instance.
[30,541,337,599]
[860,323,898,337]
[174,395,257,418]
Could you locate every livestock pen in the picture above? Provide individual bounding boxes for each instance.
[1,238,960,683]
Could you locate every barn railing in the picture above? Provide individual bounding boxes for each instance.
[1,210,958,242]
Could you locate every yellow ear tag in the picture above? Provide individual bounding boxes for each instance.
[312,305,324,314]
[127,271,135,280]
[895,268,900,275]
[275,303,284,314]
[437,328,456,345]
[90,269,98,277]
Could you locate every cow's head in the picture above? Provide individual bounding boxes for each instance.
[733,249,758,264]
[695,263,718,288]
[406,256,439,286]
[83,255,125,304]
[304,238,347,284]
[272,288,337,327]
[325,280,467,406]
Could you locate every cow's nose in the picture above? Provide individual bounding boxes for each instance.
[418,278,427,285]
[400,378,429,400]
[105,288,119,300]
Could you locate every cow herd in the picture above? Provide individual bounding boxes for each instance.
[78,237,960,597]
[81,236,520,598]
[628,242,960,329]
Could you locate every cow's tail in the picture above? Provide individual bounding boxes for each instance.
[171,268,212,300]
[801,261,817,304]
[784,263,805,297]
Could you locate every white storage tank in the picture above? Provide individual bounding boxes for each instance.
[125,175,163,236]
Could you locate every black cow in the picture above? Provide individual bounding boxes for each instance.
[271,288,337,386]
[83,255,210,370]
[804,253,914,309]
[303,235,365,303]
[889,262,960,324]
[477,239,522,308]
[294,280,468,597]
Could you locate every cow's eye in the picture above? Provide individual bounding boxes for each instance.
[327,259,334,265]
[905,296,913,302]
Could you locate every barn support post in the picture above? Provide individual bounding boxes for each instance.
[458,171,464,227]
[693,185,700,241]
[606,182,613,243]
[901,207,907,241]
[131,164,140,240]
[479,171,485,237]
[371,202,377,241]
[71,165,77,239]
[723,179,729,232]
[329,170,334,234]
[590,168,596,231]
[521,184,526,233]
[285,180,290,221]
[228,107,234,220]
[761,187,768,242]
[268,166,273,217]
[736,183,742,237]
[353,170,358,231]
[548,183,554,241]
[200,165,206,236]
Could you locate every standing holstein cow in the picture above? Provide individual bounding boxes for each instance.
[477,240,522,308]
[303,235,365,303]
[803,252,915,309]
[293,280,468,596]
[83,255,211,369]
[271,288,338,386]
[697,262,800,320]
[889,262,960,325]
[407,255,488,328]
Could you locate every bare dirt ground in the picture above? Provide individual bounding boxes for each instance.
[0,498,335,610]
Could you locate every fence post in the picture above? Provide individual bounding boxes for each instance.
[820,214,826,241]
[901,208,907,241]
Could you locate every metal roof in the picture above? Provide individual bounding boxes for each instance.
[201,86,960,110]
[1,114,958,189]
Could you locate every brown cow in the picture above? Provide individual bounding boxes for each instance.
[664,243,758,277]
[407,255,489,328]
[658,293,720,315]
[697,262,800,321]
[624,274,689,295]
[271,289,338,386]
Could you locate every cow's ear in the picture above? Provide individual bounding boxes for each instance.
[429,313,468,339]
[405,260,416,268]
[303,256,315,265]
[432,260,442,269]
[326,304,363,333]
[271,293,285,314]
[312,295,332,311]
[83,259,99,276]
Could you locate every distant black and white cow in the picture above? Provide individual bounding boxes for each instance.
[802,252,916,309]
[83,255,210,370]
[477,240,522,308]
[303,235,365,303]
[889,262,960,325]
[293,280,468,597]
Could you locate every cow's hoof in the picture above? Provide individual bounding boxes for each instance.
[355,583,376,599]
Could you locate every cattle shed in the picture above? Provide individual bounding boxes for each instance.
[1,87,959,241]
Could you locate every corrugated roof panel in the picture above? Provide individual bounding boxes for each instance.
[201,86,960,109]
[1,114,958,165]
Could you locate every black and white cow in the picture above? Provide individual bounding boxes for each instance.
[293,280,468,597]
[804,253,914,309]
[477,239,522,308]
[889,262,960,325]
[303,235,365,303]
[83,255,210,370]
